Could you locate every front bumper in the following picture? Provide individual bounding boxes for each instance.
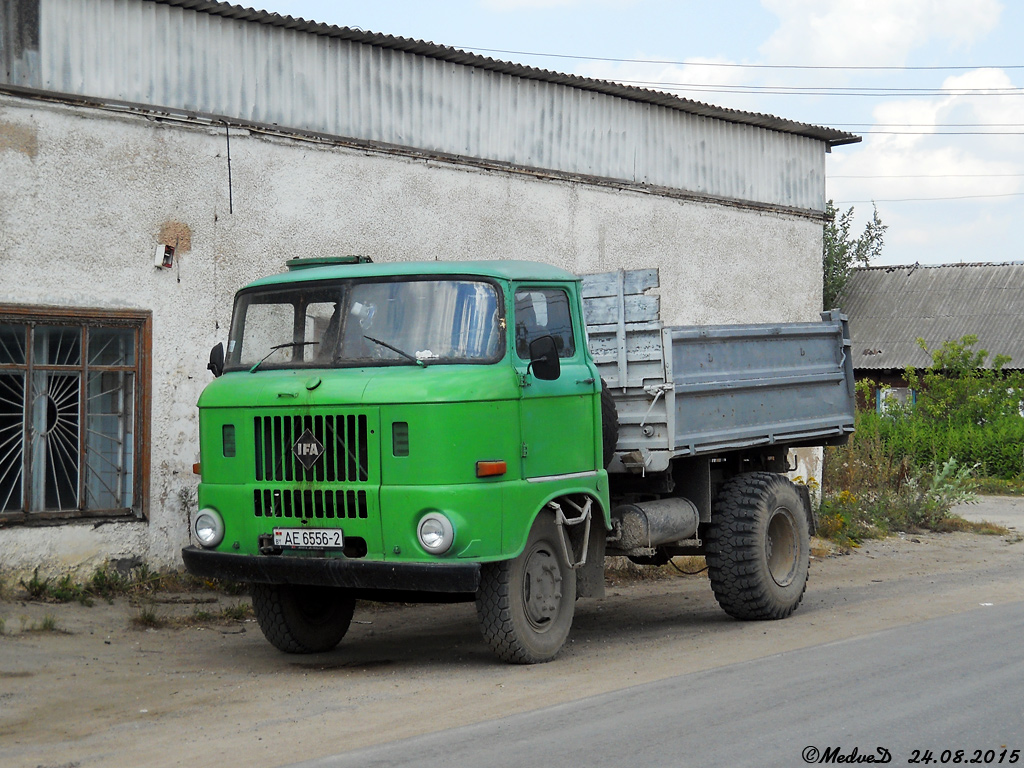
[182,547,481,596]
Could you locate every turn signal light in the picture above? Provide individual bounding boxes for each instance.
[192,462,201,475]
[476,460,507,478]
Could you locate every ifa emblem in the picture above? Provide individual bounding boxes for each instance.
[293,429,325,469]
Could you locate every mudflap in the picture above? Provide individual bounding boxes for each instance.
[576,530,606,599]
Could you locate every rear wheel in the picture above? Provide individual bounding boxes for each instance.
[251,583,355,653]
[476,514,576,663]
[705,472,810,620]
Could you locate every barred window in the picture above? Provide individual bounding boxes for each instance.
[0,308,150,522]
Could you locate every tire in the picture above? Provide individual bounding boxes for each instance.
[600,379,619,468]
[705,472,810,620]
[476,514,577,664]
[250,583,355,654]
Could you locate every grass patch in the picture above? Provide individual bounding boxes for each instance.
[932,516,1009,536]
[668,556,708,575]
[129,600,252,631]
[130,605,169,629]
[13,564,247,605]
[177,602,252,627]
[970,477,1024,497]
[605,555,707,583]
[219,602,252,621]
[22,615,63,633]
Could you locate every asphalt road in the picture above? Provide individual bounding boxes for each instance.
[292,601,1024,768]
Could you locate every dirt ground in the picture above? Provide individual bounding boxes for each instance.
[2,502,1022,768]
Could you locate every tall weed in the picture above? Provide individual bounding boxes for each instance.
[821,415,977,547]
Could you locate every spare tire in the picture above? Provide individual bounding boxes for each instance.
[600,379,619,468]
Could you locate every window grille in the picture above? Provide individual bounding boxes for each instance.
[0,308,149,521]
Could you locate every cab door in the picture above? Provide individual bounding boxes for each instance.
[513,285,599,479]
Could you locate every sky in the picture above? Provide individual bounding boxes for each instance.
[248,0,1024,267]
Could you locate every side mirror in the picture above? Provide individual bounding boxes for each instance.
[528,335,560,381]
[208,342,224,378]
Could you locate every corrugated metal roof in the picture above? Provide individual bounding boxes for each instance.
[147,0,857,148]
[2,0,857,213]
[841,263,1024,371]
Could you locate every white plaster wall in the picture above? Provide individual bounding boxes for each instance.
[0,95,824,576]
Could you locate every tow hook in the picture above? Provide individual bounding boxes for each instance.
[258,534,283,556]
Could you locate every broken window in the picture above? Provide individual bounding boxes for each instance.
[0,309,149,521]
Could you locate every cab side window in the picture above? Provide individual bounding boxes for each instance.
[514,289,576,359]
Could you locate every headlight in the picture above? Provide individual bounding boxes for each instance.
[417,513,454,555]
[193,508,225,548]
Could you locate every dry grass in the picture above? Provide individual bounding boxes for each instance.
[605,555,708,584]
[23,615,67,634]
[810,536,845,559]
[129,600,253,631]
[931,516,1009,535]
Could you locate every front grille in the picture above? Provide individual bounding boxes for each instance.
[254,414,369,483]
[254,488,369,519]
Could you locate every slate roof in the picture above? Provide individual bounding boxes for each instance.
[840,263,1024,371]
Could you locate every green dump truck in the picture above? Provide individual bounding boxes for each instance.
[183,257,855,664]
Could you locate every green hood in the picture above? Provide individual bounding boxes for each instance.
[197,364,521,409]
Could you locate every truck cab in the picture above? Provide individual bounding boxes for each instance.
[185,258,610,662]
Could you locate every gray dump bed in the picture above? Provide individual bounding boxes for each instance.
[582,269,855,474]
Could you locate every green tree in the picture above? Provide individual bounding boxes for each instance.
[856,335,1024,478]
[904,335,1024,426]
[823,200,887,309]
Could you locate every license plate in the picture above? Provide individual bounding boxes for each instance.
[273,528,344,550]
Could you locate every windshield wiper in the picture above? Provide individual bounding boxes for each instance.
[249,341,319,373]
[363,335,426,367]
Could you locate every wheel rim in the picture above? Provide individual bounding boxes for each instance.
[522,544,563,632]
[766,507,799,587]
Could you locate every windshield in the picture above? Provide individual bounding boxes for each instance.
[225,278,504,371]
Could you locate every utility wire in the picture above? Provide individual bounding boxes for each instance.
[610,79,1024,97]
[831,173,1024,178]
[456,47,1024,72]
[837,192,1024,203]
[831,123,1024,128]
[857,130,1024,135]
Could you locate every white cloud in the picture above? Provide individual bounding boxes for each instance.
[759,0,1003,66]
[827,67,1024,265]
[831,68,1024,198]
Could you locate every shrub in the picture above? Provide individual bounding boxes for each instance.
[821,409,978,547]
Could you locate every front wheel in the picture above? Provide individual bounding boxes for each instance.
[251,583,356,654]
[476,514,577,664]
[705,472,810,620]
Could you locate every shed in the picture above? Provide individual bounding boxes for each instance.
[841,262,1024,404]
